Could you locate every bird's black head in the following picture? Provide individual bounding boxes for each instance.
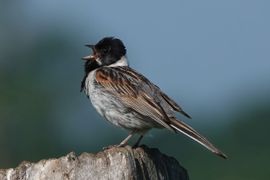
[81,37,126,92]
[82,37,126,67]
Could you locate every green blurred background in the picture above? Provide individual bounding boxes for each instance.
[1,1,270,179]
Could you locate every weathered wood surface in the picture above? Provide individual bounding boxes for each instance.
[0,145,188,180]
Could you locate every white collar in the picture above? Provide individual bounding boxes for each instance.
[108,56,128,67]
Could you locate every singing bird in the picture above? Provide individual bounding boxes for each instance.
[81,37,227,159]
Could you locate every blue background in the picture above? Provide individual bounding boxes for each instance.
[1,1,269,179]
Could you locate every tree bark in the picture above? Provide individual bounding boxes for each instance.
[0,145,188,180]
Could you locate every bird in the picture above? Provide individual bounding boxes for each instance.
[81,37,227,159]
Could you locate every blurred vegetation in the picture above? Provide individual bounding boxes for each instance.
[183,99,270,179]
[1,1,270,180]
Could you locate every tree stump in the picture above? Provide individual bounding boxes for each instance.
[0,145,188,180]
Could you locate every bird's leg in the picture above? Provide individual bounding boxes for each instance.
[132,135,144,148]
[118,130,136,147]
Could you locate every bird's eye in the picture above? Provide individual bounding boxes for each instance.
[102,47,111,54]
[102,48,108,54]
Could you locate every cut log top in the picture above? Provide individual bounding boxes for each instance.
[0,145,188,180]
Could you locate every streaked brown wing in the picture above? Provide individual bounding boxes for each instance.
[95,66,174,131]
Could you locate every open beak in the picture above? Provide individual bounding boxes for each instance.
[85,44,95,49]
[81,55,95,61]
[82,44,96,61]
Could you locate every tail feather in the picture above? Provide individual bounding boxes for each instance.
[170,118,227,159]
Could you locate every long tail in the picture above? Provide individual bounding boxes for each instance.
[169,118,227,159]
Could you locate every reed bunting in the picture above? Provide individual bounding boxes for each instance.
[81,37,227,159]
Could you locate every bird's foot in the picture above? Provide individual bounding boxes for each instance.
[102,144,127,150]
[102,145,118,150]
[132,144,139,148]
[117,142,127,148]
